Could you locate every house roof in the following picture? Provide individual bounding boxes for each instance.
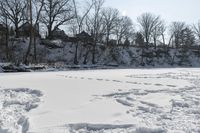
[76,31,91,38]
[19,22,30,29]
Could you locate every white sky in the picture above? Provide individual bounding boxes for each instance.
[105,0,200,24]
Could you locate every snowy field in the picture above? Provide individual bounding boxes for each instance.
[0,68,200,132]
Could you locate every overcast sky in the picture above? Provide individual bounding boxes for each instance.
[105,0,200,24]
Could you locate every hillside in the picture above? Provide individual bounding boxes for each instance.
[1,39,200,70]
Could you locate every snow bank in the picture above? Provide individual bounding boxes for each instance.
[0,88,43,132]
[4,38,200,67]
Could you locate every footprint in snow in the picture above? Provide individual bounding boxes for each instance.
[167,85,176,87]
[144,83,152,85]
[126,81,138,84]
[116,99,133,107]
[112,80,122,83]
[154,84,163,86]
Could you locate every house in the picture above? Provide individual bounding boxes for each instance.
[18,22,40,37]
[51,28,68,40]
[67,31,93,45]
[75,31,93,44]
[108,39,117,46]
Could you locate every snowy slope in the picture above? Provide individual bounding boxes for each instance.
[0,68,200,132]
[5,39,200,67]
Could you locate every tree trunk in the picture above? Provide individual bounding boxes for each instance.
[168,35,173,48]
[5,16,9,60]
[15,23,19,38]
[48,25,52,39]
[162,34,165,46]
[145,36,149,48]
[92,37,96,64]
[92,44,96,64]
[33,33,37,63]
[154,37,157,49]
[74,43,79,65]
[83,48,90,64]
[106,30,109,45]
[24,0,33,65]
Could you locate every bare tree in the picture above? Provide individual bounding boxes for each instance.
[72,0,94,64]
[160,23,166,46]
[0,0,26,38]
[169,22,186,48]
[24,0,45,63]
[137,13,162,47]
[0,12,10,60]
[180,27,195,49]
[151,20,166,49]
[102,7,119,45]
[72,0,94,34]
[33,0,45,62]
[193,21,200,41]
[24,0,34,64]
[42,0,74,38]
[114,16,133,45]
[86,0,105,64]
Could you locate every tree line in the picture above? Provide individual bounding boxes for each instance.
[0,0,200,65]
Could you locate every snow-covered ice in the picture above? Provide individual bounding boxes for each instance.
[0,88,43,132]
[0,68,200,132]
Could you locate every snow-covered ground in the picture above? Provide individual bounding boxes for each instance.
[0,68,200,132]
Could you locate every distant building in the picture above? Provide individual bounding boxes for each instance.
[108,39,117,46]
[67,31,93,45]
[51,28,68,40]
[18,22,40,37]
[76,31,93,44]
